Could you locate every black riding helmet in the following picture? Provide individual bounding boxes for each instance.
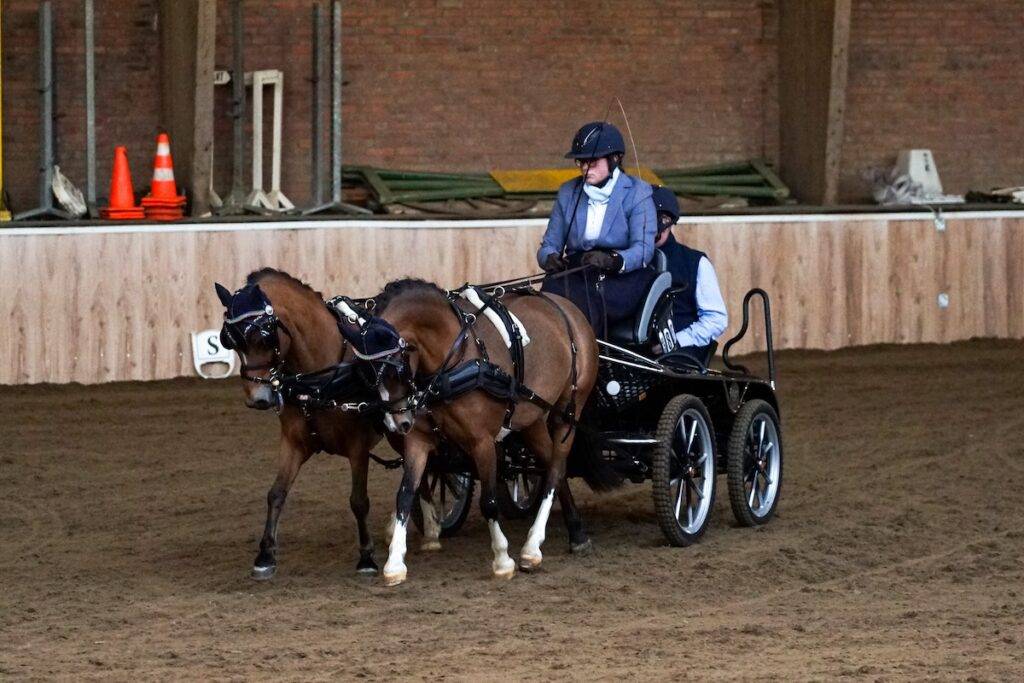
[652,185,681,233]
[565,121,626,160]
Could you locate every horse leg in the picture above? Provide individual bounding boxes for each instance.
[417,477,443,552]
[517,420,558,570]
[348,449,378,575]
[473,439,516,580]
[252,434,312,580]
[382,434,429,587]
[551,419,593,554]
[557,478,592,554]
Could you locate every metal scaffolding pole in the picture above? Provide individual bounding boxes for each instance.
[15,1,71,220]
[331,0,342,203]
[219,0,248,214]
[310,2,324,206]
[0,0,10,220]
[304,0,368,215]
[84,0,97,217]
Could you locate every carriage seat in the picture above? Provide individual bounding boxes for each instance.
[607,249,671,347]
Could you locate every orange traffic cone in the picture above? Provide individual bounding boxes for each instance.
[100,146,145,220]
[141,133,186,221]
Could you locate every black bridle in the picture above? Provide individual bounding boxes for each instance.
[351,298,480,418]
[220,305,293,388]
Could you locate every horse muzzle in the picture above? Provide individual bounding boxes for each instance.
[245,384,281,411]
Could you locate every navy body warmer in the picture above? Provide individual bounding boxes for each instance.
[660,234,706,333]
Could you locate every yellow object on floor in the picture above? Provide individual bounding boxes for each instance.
[491,167,663,193]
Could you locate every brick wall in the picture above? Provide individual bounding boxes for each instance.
[7,1,1020,212]
[216,0,779,207]
[2,0,162,213]
[3,0,777,212]
[840,0,1024,201]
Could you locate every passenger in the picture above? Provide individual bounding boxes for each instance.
[537,121,658,335]
[651,185,728,360]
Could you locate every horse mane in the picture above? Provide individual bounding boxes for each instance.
[246,267,324,301]
[373,278,447,312]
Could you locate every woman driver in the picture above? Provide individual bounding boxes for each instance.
[537,121,657,335]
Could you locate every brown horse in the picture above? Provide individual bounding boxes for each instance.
[363,279,599,586]
[214,268,384,579]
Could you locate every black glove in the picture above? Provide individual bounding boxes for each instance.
[582,250,624,273]
[542,252,567,273]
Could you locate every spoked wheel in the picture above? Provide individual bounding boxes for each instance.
[411,470,475,538]
[495,469,544,520]
[652,395,717,546]
[495,436,544,519]
[727,399,783,526]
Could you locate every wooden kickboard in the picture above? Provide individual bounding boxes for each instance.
[491,167,663,193]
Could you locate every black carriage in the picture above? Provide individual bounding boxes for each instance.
[413,278,784,547]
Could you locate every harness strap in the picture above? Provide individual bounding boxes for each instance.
[515,288,580,440]
[476,289,526,430]
[418,358,558,413]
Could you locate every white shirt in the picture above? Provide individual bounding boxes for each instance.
[675,256,728,348]
[583,202,608,241]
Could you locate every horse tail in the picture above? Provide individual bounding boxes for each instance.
[567,424,624,492]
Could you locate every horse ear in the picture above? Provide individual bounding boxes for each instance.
[214,282,233,308]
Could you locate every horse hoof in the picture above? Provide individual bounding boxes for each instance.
[356,560,379,576]
[382,568,407,587]
[251,564,277,581]
[493,565,516,581]
[420,540,442,552]
[519,553,542,571]
[571,539,594,556]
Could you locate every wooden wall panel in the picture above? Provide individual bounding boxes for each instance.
[1007,220,1024,339]
[1,217,1021,385]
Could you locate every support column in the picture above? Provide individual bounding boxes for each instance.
[158,0,216,216]
[777,0,851,205]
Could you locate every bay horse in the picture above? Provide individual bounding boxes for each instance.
[360,279,599,586]
[214,268,386,579]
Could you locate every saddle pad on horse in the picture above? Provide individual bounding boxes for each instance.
[459,286,531,348]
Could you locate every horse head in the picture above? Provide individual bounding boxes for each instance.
[215,281,292,410]
[339,314,418,434]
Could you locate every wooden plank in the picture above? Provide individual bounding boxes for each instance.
[823,0,851,205]
[981,219,1010,338]
[1,218,1022,385]
[777,0,850,205]
[1008,219,1024,338]
[191,0,216,216]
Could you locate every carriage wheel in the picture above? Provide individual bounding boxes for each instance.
[411,470,475,538]
[652,395,717,547]
[726,399,783,527]
[496,469,544,520]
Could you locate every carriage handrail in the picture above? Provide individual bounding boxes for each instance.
[721,288,775,384]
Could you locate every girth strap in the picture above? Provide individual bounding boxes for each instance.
[420,358,556,413]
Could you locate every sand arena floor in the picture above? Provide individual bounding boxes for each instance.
[2,340,1023,680]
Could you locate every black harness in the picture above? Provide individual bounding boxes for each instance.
[407,287,578,434]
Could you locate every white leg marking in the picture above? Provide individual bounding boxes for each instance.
[488,519,516,579]
[379,387,399,433]
[382,517,408,586]
[496,427,511,442]
[520,489,555,570]
[419,495,442,551]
